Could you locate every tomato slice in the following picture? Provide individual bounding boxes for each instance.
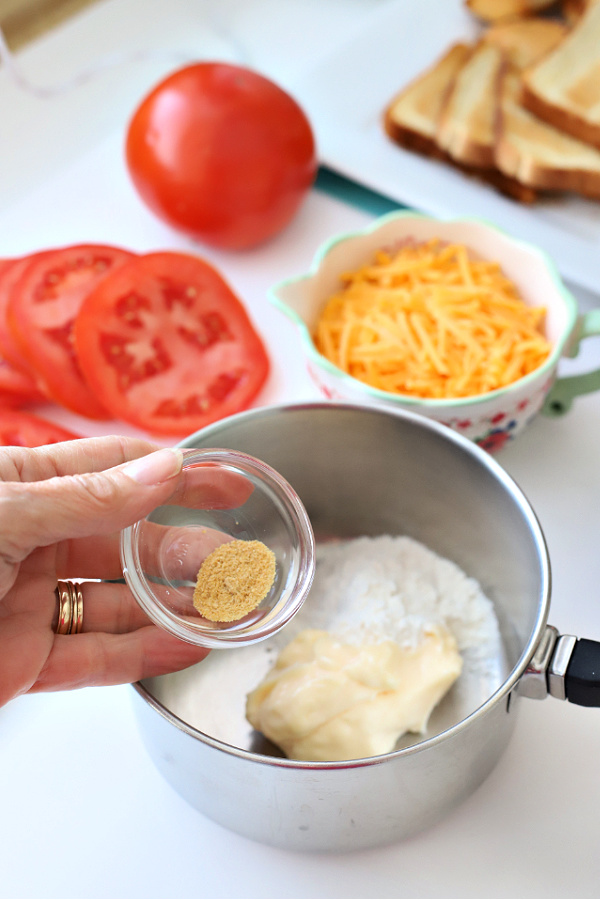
[0,254,55,379]
[0,409,81,447]
[0,357,45,406]
[0,260,13,284]
[73,251,270,435]
[7,245,135,419]
[0,257,48,404]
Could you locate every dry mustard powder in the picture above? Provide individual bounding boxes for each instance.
[193,539,276,623]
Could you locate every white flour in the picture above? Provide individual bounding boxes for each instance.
[272,534,504,683]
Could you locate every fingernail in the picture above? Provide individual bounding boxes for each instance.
[122,448,184,485]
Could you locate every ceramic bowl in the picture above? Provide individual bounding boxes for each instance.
[269,211,600,452]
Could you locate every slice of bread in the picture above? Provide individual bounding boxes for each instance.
[465,0,558,22]
[384,39,537,202]
[436,41,504,168]
[483,18,566,69]
[495,65,600,198]
[522,1,600,149]
[384,43,471,157]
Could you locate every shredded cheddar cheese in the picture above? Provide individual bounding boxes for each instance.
[313,239,552,399]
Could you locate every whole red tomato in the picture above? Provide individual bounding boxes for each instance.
[125,63,317,250]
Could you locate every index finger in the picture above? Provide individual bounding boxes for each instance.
[0,438,254,508]
[0,435,163,483]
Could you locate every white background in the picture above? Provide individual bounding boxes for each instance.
[1,2,600,897]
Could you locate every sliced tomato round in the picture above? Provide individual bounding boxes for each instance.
[0,357,45,406]
[0,410,81,447]
[0,258,26,372]
[73,251,270,435]
[0,260,14,284]
[0,253,55,379]
[7,244,135,419]
[0,257,48,404]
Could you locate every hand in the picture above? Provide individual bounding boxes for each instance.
[0,435,243,708]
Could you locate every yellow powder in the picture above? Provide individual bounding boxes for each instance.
[193,539,276,623]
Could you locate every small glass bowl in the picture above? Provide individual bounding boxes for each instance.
[120,448,315,648]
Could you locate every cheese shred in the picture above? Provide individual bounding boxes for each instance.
[313,239,552,399]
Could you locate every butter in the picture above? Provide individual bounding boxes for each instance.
[245,627,463,761]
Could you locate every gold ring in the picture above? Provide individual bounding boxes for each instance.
[55,581,84,635]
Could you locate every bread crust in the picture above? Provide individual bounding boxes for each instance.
[496,66,600,197]
[521,84,600,151]
[383,43,470,157]
[383,122,447,159]
[521,1,600,150]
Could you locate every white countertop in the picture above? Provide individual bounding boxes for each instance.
[2,2,600,897]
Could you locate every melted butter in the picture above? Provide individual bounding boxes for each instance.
[245,627,462,761]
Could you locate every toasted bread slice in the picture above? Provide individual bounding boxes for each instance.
[466,0,558,22]
[496,66,600,198]
[384,43,471,157]
[437,42,504,168]
[483,18,566,69]
[434,43,537,200]
[384,41,536,202]
[522,1,600,149]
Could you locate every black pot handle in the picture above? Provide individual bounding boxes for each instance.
[564,638,600,707]
[519,626,600,706]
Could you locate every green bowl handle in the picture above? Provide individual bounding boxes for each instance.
[543,309,600,417]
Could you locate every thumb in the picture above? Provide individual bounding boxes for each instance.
[0,447,184,561]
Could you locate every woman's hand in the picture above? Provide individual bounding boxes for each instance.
[0,435,237,708]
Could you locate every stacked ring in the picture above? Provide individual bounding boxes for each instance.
[55,581,84,635]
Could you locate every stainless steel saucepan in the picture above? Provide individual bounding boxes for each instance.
[131,403,600,851]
